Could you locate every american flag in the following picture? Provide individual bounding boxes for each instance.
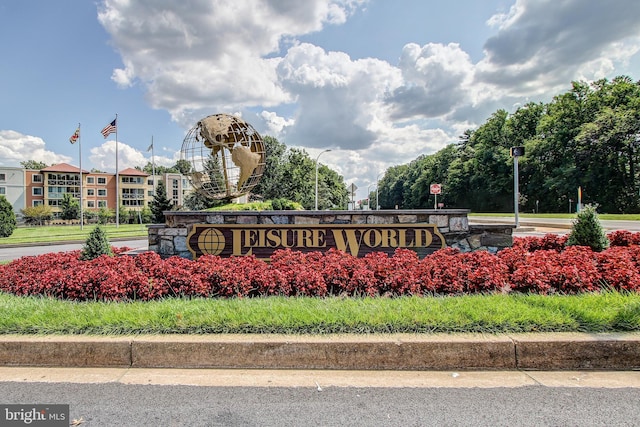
[101,119,117,138]
[69,127,80,144]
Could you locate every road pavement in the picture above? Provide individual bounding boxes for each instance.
[3,379,640,426]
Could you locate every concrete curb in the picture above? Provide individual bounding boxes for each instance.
[1,333,638,371]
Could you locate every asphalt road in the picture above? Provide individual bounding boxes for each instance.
[3,381,640,426]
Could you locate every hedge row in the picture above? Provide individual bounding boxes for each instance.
[0,231,639,301]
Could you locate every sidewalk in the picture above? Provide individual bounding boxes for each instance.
[1,332,639,371]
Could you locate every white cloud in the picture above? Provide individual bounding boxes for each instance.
[260,110,295,135]
[277,42,402,150]
[94,0,640,200]
[0,131,72,167]
[97,0,367,127]
[476,0,640,95]
[88,140,177,173]
[386,42,475,120]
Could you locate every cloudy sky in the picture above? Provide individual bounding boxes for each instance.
[2,0,640,201]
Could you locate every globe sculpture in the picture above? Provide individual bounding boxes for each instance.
[181,114,266,199]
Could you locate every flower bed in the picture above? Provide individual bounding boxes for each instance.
[1,231,639,301]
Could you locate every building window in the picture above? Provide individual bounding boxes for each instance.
[32,174,43,183]
[33,200,43,206]
[32,187,43,196]
[0,187,5,195]
[87,201,95,208]
[122,176,144,184]
[98,200,107,208]
[87,189,95,196]
[98,189,107,197]
[147,178,155,186]
[0,173,5,181]
[87,177,95,184]
[97,177,106,185]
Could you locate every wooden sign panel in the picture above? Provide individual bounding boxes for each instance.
[187,223,446,260]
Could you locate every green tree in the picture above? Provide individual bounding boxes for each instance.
[316,164,348,209]
[97,207,114,224]
[118,205,130,224]
[140,206,153,224]
[20,160,48,170]
[278,148,316,209]
[151,180,173,223]
[21,205,53,226]
[252,136,287,199]
[175,159,192,175]
[60,193,80,220]
[566,204,609,251]
[80,226,113,260]
[0,196,17,237]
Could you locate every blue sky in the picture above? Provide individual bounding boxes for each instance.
[2,0,640,201]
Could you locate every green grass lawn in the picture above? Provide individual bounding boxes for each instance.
[0,224,147,245]
[0,291,637,335]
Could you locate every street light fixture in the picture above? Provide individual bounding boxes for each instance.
[376,172,383,210]
[315,149,331,210]
[367,184,375,210]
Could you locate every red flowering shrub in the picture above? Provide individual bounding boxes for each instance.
[313,248,377,296]
[414,248,466,294]
[508,246,601,294]
[496,246,528,274]
[597,246,640,291]
[1,238,639,301]
[607,230,640,247]
[513,234,568,252]
[270,249,327,296]
[458,250,510,293]
[363,249,421,296]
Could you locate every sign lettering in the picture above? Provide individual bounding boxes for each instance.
[187,224,445,260]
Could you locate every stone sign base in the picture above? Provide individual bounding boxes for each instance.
[149,209,513,260]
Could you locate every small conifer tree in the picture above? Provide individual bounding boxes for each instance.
[81,226,113,260]
[151,180,173,223]
[566,204,609,252]
[0,196,17,237]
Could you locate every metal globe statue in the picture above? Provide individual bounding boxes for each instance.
[181,114,266,199]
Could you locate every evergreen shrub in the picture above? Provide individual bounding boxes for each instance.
[81,226,113,260]
[566,204,609,252]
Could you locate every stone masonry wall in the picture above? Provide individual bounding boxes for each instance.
[148,209,513,259]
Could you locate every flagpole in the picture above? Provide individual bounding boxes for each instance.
[78,123,83,230]
[115,113,119,228]
[151,136,156,193]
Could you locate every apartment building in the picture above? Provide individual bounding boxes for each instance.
[1,163,192,218]
[0,167,26,217]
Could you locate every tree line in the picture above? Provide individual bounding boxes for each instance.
[375,75,640,214]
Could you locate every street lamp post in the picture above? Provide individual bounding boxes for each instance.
[367,184,375,210]
[315,149,331,210]
[376,172,383,210]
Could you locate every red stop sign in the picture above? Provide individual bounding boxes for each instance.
[430,183,442,195]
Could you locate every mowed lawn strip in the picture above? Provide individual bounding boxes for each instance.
[0,224,147,245]
[0,291,638,335]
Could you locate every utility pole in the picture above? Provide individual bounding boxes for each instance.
[510,146,525,228]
